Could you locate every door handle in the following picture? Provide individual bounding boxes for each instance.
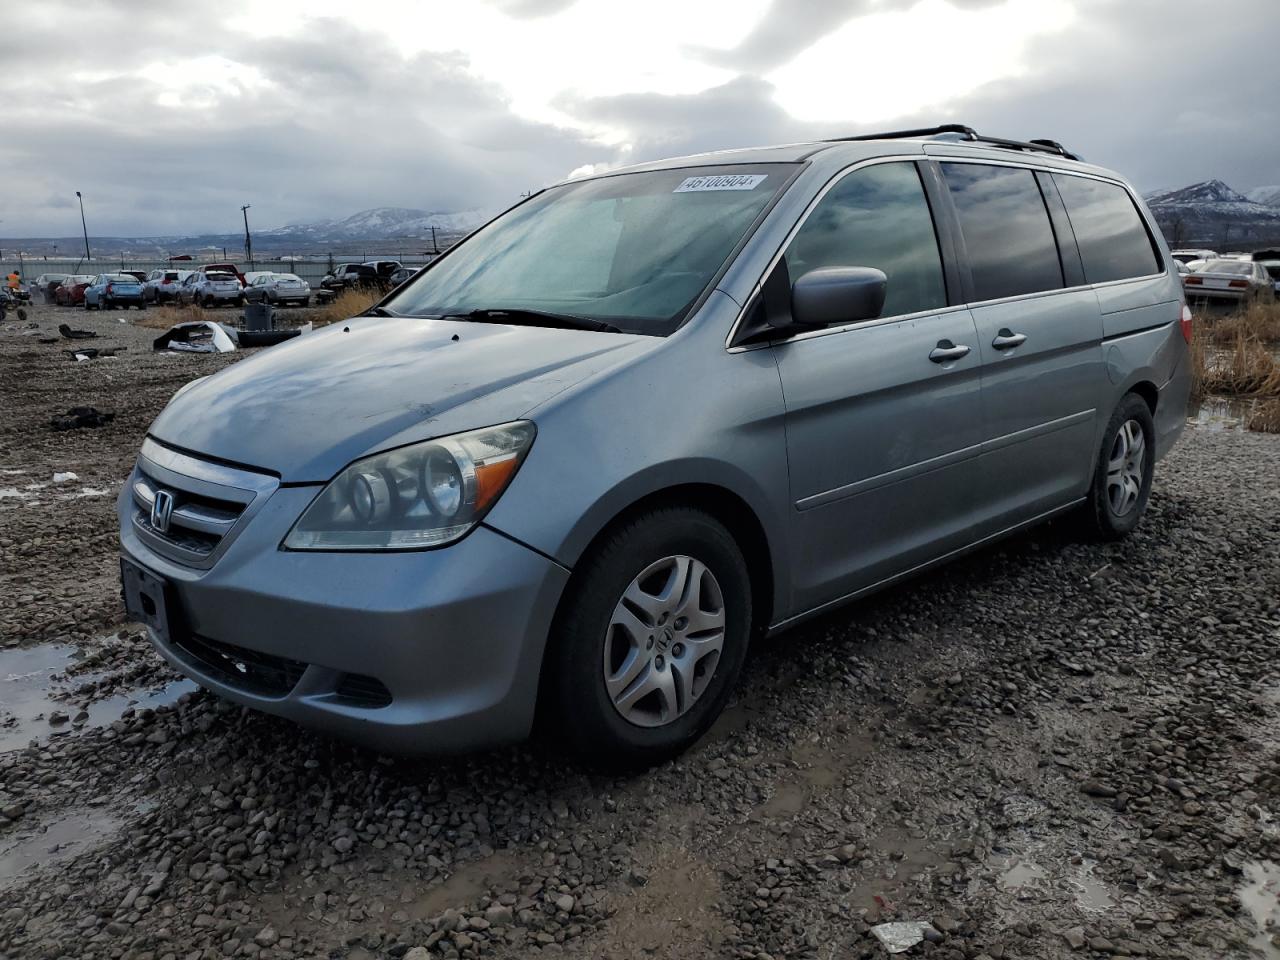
[991,329,1027,350]
[929,340,971,363]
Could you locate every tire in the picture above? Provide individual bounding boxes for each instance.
[542,506,752,769]
[1079,393,1155,540]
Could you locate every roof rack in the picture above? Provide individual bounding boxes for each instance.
[829,124,1082,162]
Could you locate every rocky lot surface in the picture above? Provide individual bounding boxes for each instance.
[2,303,1280,959]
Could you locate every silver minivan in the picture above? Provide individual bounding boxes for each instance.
[119,126,1191,765]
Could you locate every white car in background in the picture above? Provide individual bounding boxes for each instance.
[176,271,243,307]
[243,272,311,306]
[143,269,193,303]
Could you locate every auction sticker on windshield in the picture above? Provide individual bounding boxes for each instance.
[673,174,768,193]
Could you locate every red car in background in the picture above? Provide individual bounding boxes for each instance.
[54,275,95,306]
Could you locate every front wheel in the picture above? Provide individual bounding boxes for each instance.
[1080,394,1155,540]
[542,507,752,768]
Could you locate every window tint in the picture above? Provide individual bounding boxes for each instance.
[942,163,1063,301]
[1053,175,1161,283]
[784,162,946,320]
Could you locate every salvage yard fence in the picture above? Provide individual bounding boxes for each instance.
[0,254,442,287]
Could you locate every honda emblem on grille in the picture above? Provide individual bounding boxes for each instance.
[151,489,175,534]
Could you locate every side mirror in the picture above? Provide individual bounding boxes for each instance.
[790,267,887,328]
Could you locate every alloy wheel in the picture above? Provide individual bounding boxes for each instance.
[603,555,726,728]
[1106,418,1146,517]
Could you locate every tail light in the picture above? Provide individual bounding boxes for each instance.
[1179,304,1193,344]
[106,283,113,293]
[1184,276,1202,286]
[1228,279,1248,289]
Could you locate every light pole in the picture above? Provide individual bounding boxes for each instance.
[76,191,91,261]
[241,204,252,268]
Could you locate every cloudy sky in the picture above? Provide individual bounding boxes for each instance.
[6,0,1277,237]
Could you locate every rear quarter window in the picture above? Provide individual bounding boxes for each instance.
[942,163,1064,302]
[1053,175,1162,284]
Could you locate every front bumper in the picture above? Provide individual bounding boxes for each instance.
[118,470,570,754]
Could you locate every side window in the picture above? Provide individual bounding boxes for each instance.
[942,163,1063,301]
[784,162,946,320]
[1053,175,1161,283]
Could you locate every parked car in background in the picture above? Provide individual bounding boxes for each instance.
[120,128,1190,763]
[121,270,148,283]
[177,271,243,307]
[365,260,403,282]
[321,263,378,291]
[1171,248,1218,264]
[84,273,145,310]
[200,262,246,285]
[1255,258,1280,297]
[1183,258,1276,308]
[243,272,311,306]
[242,271,274,287]
[388,265,420,288]
[33,273,70,301]
[54,275,95,306]
[143,269,192,303]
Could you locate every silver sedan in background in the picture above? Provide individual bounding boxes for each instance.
[1183,258,1276,309]
[244,272,311,306]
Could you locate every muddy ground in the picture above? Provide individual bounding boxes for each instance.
[2,301,1280,960]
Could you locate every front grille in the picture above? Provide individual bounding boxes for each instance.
[130,438,277,569]
[174,633,307,697]
[333,673,393,708]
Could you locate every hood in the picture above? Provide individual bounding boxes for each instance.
[148,316,655,481]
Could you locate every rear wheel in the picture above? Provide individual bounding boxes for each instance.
[1080,393,1155,540]
[542,507,751,768]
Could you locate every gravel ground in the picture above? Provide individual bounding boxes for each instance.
[2,302,1280,960]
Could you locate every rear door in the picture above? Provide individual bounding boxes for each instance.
[937,160,1105,529]
[769,160,985,613]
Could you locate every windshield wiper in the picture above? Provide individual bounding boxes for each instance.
[437,307,623,334]
[363,305,398,317]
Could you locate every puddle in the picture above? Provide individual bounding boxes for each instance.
[0,805,123,887]
[1239,862,1280,958]
[0,642,195,752]
[1188,395,1256,431]
[998,857,1047,891]
[993,851,1116,913]
[408,849,524,920]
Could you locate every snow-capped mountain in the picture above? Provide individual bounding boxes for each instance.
[1144,179,1280,247]
[261,207,490,242]
[1247,185,1280,208]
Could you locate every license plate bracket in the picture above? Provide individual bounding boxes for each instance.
[120,557,175,646]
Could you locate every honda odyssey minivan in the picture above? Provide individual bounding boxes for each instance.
[119,125,1191,765]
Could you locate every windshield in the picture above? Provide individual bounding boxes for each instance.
[387,164,793,336]
[276,274,302,282]
[1201,260,1253,275]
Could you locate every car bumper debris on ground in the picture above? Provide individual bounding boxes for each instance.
[2,302,1280,960]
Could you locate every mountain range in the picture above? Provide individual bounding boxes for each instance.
[258,206,490,243]
[1143,179,1280,248]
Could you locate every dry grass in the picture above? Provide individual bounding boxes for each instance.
[1248,397,1280,434]
[135,303,210,330]
[1200,300,1280,346]
[308,287,383,327]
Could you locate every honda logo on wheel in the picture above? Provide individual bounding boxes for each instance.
[151,489,175,535]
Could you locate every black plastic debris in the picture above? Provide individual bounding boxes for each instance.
[50,407,116,431]
[58,323,98,340]
[64,347,126,360]
[236,329,300,348]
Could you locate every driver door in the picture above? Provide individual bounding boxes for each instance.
[771,161,985,613]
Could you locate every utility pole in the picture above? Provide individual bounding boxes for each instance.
[76,191,91,261]
[430,226,439,254]
[241,204,253,268]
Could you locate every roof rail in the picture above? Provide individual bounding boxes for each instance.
[829,124,1082,162]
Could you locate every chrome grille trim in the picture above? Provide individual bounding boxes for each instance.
[130,438,278,569]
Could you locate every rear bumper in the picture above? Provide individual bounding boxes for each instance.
[118,479,571,754]
[1155,349,1191,461]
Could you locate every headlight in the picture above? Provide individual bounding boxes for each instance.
[283,421,536,551]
